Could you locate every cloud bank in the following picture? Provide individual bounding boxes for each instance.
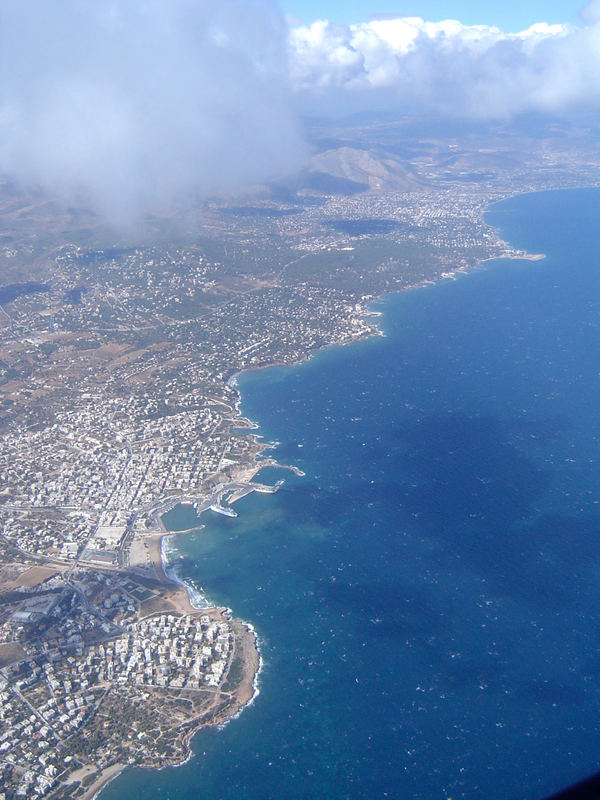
[288,12,600,119]
[1,2,600,223]
[0,0,302,222]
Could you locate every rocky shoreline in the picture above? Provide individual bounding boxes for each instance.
[80,603,261,800]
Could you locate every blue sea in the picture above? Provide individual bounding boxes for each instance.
[101,188,600,800]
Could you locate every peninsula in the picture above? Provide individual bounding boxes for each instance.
[0,542,260,799]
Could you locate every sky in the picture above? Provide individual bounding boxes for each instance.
[282,0,583,30]
[288,0,600,118]
[0,0,599,224]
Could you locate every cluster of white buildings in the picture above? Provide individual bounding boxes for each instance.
[0,390,234,562]
[84,613,231,690]
[0,606,232,798]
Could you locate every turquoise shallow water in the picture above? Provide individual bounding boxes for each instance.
[101,188,600,799]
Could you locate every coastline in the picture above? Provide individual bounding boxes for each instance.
[84,472,270,797]
[88,616,261,800]
[225,320,383,390]
[145,185,553,674]
[92,187,556,800]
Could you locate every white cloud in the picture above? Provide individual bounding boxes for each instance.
[0,0,303,224]
[580,0,600,24]
[2,1,597,221]
[288,14,600,119]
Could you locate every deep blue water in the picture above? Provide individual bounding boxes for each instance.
[101,188,600,800]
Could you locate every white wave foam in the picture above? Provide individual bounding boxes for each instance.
[160,535,213,610]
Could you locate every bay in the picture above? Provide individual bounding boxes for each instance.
[101,188,600,800]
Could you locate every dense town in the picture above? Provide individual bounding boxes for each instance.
[0,185,523,572]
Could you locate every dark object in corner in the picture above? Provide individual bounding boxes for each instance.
[544,772,600,800]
